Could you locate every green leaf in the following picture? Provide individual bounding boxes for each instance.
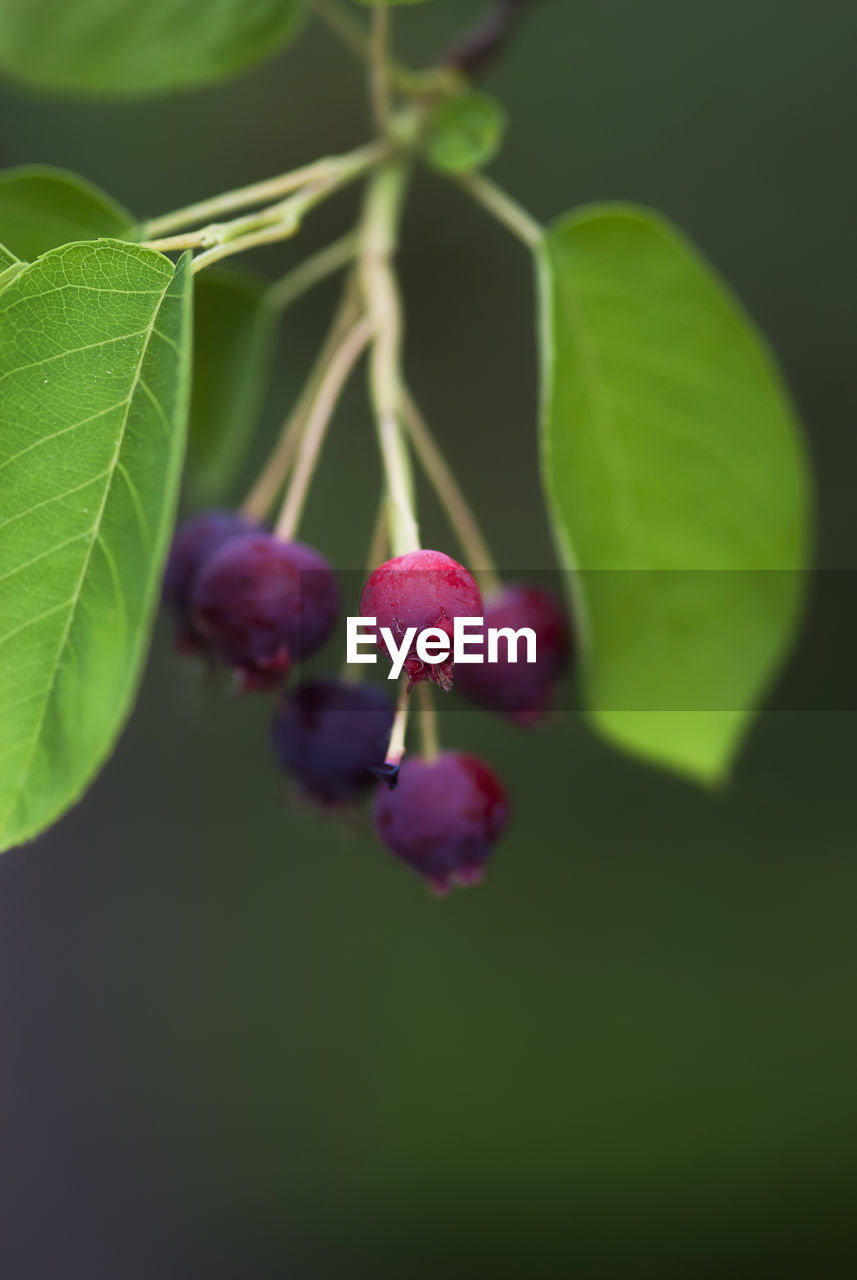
[0,0,306,97]
[0,165,135,260]
[352,2,430,7]
[538,204,811,784]
[0,240,193,852]
[425,91,506,175]
[188,268,276,503]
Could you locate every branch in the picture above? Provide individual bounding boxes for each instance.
[444,0,545,75]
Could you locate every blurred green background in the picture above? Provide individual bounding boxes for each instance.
[1,2,856,1276]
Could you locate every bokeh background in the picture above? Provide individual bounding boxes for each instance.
[1,2,856,1275]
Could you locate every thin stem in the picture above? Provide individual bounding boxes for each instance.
[265,233,357,313]
[416,683,440,763]
[457,172,544,249]
[243,412,305,524]
[400,387,501,596]
[313,0,371,63]
[242,282,361,521]
[275,316,373,542]
[141,141,387,239]
[313,0,458,99]
[385,677,412,766]
[378,408,419,555]
[190,165,361,274]
[365,495,391,572]
[144,228,216,253]
[360,162,421,556]
[190,217,304,274]
[370,6,392,134]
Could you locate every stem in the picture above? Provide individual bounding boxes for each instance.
[400,387,501,596]
[190,216,305,274]
[313,0,459,99]
[360,162,421,556]
[365,496,391,572]
[385,677,412,766]
[416,683,440,763]
[457,172,544,249]
[265,234,356,313]
[142,141,387,239]
[243,412,305,524]
[275,316,372,542]
[242,282,361,521]
[313,0,371,63]
[370,7,392,134]
[189,164,362,274]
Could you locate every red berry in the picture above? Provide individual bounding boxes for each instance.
[190,533,339,690]
[373,751,509,895]
[162,510,257,653]
[359,549,483,690]
[456,583,572,724]
[272,678,395,805]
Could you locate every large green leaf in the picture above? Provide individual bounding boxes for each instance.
[0,0,306,97]
[188,268,276,503]
[0,240,193,851]
[0,166,135,259]
[538,205,811,784]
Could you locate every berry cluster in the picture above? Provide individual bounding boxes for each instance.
[163,514,571,895]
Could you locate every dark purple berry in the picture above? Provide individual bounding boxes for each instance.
[456,583,571,724]
[162,509,256,653]
[359,549,483,691]
[373,751,509,895]
[272,679,395,804]
[190,533,340,690]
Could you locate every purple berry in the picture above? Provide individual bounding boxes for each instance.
[162,509,256,653]
[456,583,571,724]
[359,549,483,691]
[190,533,340,690]
[373,751,509,895]
[272,678,395,804]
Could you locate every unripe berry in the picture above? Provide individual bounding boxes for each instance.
[162,509,256,653]
[359,549,483,690]
[190,533,339,690]
[272,678,395,804]
[373,751,509,895]
[456,583,571,724]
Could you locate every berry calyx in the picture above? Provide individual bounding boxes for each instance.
[272,678,396,805]
[190,533,340,690]
[162,509,257,654]
[359,549,483,690]
[372,751,509,895]
[456,582,571,724]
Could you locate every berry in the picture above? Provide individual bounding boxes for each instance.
[190,533,340,689]
[456,582,571,724]
[373,751,509,895]
[272,678,395,804]
[162,509,257,653]
[359,549,483,690]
